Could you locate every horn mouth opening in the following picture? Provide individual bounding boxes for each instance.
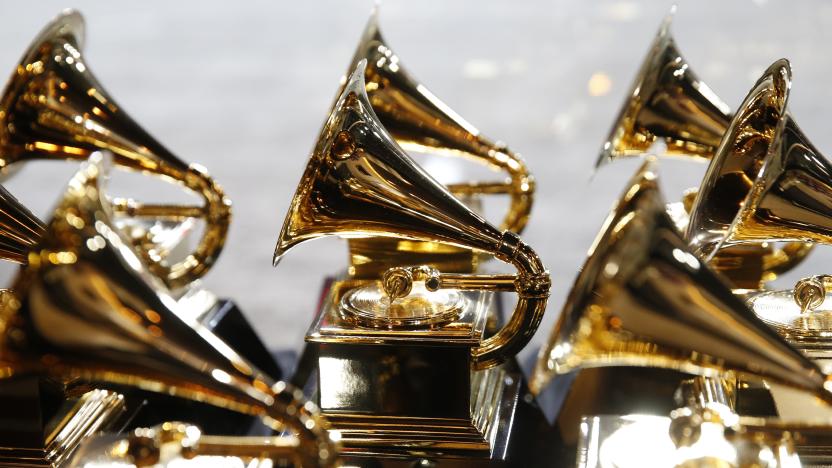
[22,9,85,65]
[686,59,792,260]
[533,161,664,393]
[596,13,677,169]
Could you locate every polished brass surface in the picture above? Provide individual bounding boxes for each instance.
[340,280,466,329]
[579,402,816,468]
[687,59,832,261]
[600,12,813,288]
[748,289,832,360]
[0,155,337,467]
[274,61,550,370]
[0,184,45,265]
[0,10,231,289]
[70,421,310,467]
[350,10,533,234]
[530,161,832,407]
[793,274,832,313]
[597,7,731,166]
[308,279,519,459]
[0,387,125,467]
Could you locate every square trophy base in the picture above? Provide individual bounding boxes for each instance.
[301,277,550,465]
[0,377,125,467]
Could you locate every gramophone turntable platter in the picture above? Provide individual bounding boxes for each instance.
[339,282,467,329]
[748,289,832,345]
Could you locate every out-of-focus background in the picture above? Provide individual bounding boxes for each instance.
[1,1,831,368]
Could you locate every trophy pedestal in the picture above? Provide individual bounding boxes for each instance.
[0,377,125,467]
[302,278,553,466]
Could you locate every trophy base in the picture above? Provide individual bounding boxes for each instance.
[0,378,125,467]
[299,278,557,466]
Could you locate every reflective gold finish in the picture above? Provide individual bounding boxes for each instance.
[0,184,44,264]
[71,421,313,467]
[578,405,806,468]
[599,10,813,288]
[597,7,731,166]
[2,154,337,467]
[0,388,125,467]
[530,161,832,407]
[0,10,232,289]
[687,59,832,260]
[351,10,533,234]
[793,274,832,313]
[274,61,550,370]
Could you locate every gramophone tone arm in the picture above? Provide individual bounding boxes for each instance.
[793,274,832,313]
[380,265,517,300]
[446,180,515,196]
[97,421,305,466]
[380,232,551,370]
[110,198,206,220]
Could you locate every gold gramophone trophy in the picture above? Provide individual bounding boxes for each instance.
[273,62,550,463]
[0,184,126,467]
[0,6,281,379]
[0,154,339,467]
[341,10,534,281]
[597,8,812,291]
[0,9,229,290]
[686,58,832,377]
[529,161,832,465]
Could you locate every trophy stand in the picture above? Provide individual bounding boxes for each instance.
[0,378,126,467]
[296,277,554,466]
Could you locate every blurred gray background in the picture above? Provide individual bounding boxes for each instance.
[1,1,831,369]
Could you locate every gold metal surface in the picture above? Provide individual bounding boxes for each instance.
[0,10,232,290]
[0,154,337,467]
[687,59,832,260]
[308,279,519,459]
[274,61,550,370]
[597,7,731,166]
[0,184,44,265]
[0,387,125,468]
[70,421,312,467]
[793,274,832,313]
[598,10,813,289]
[351,9,533,234]
[530,161,832,408]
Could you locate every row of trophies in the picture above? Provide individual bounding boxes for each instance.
[0,5,831,467]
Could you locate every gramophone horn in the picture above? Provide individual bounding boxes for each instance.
[274,60,549,369]
[597,7,731,167]
[0,9,231,290]
[2,154,337,467]
[686,59,832,260]
[0,185,44,264]
[530,161,832,407]
[349,9,533,233]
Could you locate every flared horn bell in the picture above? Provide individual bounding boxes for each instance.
[275,61,549,369]
[0,10,231,290]
[686,59,832,260]
[530,161,832,407]
[597,8,731,168]
[0,185,44,264]
[1,154,337,467]
[348,10,533,233]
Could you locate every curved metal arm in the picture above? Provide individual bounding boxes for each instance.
[381,232,550,370]
[443,141,535,234]
[106,420,325,467]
